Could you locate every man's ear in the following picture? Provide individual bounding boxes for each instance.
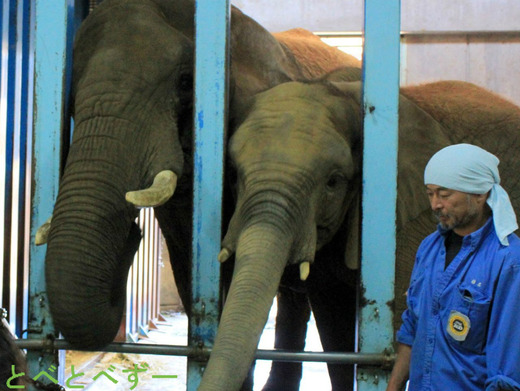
[476,192,490,206]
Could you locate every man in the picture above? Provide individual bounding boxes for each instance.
[387,144,520,391]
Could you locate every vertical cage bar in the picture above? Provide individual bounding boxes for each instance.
[14,0,33,337]
[358,0,401,389]
[188,0,230,389]
[3,0,16,324]
[27,0,75,383]
[0,0,6,311]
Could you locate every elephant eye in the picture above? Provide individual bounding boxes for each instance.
[326,173,345,190]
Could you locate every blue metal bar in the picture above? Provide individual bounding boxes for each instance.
[359,0,401,390]
[0,0,7,314]
[2,0,17,322]
[18,0,34,337]
[188,0,230,389]
[28,0,78,386]
[11,0,33,337]
[0,0,33,339]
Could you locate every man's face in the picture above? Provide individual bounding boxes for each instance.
[426,184,486,236]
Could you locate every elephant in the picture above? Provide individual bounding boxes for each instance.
[42,0,304,351]
[197,71,520,390]
[273,28,361,79]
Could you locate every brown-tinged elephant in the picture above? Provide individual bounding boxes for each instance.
[42,0,303,351]
[197,71,520,390]
[273,28,361,79]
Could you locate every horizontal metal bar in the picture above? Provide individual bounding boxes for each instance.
[316,30,520,38]
[401,30,520,38]
[255,350,394,366]
[14,339,394,366]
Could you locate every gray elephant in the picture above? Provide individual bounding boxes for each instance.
[197,71,520,390]
[43,0,302,350]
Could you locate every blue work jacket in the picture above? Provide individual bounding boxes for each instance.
[397,218,520,390]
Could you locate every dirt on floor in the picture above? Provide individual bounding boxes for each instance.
[64,305,331,391]
[64,310,188,390]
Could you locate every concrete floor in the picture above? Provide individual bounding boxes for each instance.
[65,303,331,390]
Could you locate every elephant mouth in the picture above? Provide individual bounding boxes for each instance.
[317,225,331,245]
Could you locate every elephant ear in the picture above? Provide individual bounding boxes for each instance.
[392,94,452,329]
[396,94,451,229]
[325,80,451,272]
[327,79,449,228]
[329,80,362,103]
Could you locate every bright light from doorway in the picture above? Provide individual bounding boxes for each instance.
[315,32,364,61]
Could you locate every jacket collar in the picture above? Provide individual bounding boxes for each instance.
[438,217,495,250]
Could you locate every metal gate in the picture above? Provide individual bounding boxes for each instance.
[2,1,400,390]
[1,0,163,374]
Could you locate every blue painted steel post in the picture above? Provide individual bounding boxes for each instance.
[27,0,77,386]
[358,0,401,390]
[1,0,33,336]
[188,1,230,390]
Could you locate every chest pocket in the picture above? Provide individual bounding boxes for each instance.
[441,283,491,354]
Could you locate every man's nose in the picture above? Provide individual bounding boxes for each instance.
[430,194,442,210]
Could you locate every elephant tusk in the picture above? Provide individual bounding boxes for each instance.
[35,216,52,245]
[299,261,310,281]
[218,248,233,263]
[126,170,177,208]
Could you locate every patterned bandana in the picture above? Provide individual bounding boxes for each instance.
[424,143,518,245]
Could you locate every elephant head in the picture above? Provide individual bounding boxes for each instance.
[44,0,195,349]
[198,77,363,390]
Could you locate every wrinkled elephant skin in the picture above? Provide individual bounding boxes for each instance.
[45,0,195,349]
[43,0,304,353]
[202,73,520,391]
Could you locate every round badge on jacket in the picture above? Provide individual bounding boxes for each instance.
[446,310,471,341]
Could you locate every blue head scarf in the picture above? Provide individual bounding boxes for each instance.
[424,143,518,245]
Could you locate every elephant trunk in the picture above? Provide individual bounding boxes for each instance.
[199,189,300,391]
[45,121,144,348]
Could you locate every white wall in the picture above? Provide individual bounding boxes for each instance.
[233,0,519,33]
[401,34,520,107]
[233,0,520,106]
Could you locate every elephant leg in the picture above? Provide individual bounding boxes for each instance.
[262,266,311,391]
[307,268,357,391]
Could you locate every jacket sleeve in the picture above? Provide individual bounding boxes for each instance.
[396,308,416,346]
[485,258,520,391]
[396,244,426,347]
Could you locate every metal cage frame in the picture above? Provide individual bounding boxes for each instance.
[3,0,401,390]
